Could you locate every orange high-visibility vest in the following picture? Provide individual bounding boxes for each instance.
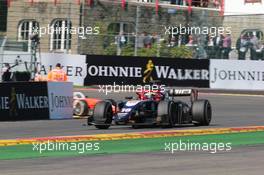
[47,68,68,82]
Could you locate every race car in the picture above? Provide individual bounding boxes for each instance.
[88,89,212,129]
[73,92,117,117]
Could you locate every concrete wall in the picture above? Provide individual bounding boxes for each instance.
[6,0,80,54]
[223,15,264,47]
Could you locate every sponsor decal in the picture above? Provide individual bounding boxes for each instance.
[154,66,209,80]
[87,65,142,78]
[173,89,192,95]
[2,52,86,86]
[211,68,264,83]
[50,93,73,112]
[16,94,49,109]
[85,55,210,87]
[38,64,84,78]
[210,60,264,90]
[86,61,209,81]
[0,88,49,117]
[0,82,73,120]
[0,96,9,110]
[47,82,73,120]
[0,82,50,120]
[9,88,17,117]
[125,100,141,107]
[143,60,155,83]
[1,90,71,112]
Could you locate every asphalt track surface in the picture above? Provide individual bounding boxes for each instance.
[0,90,264,139]
[1,89,264,174]
[1,145,264,175]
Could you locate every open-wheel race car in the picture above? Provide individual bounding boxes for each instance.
[73,92,117,117]
[85,88,212,129]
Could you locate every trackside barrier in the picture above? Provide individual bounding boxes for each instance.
[85,55,210,87]
[0,82,73,121]
[210,59,264,90]
[3,52,210,87]
[2,51,86,86]
[3,51,264,89]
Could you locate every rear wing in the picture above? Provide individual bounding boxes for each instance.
[167,89,198,102]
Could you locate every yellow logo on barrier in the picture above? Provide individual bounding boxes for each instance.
[143,59,154,83]
[9,87,18,117]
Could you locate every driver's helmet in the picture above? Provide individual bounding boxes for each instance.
[144,92,155,99]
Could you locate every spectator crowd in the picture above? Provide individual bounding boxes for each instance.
[170,0,220,8]
[113,30,264,60]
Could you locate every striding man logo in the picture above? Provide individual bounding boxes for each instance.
[9,87,18,117]
[143,59,154,83]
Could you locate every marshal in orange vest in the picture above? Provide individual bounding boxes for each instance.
[47,63,68,82]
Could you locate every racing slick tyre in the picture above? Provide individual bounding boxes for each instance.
[157,101,175,128]
[105,98,118,113]
[105,99,117,107]
[192,100,212,126]
[73,100,88,116]
[93,101,113,129]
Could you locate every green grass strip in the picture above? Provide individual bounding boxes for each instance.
[1,131,264,160]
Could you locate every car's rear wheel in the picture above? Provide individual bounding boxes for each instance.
[157,101,175,128]
[73,100,88,116]
[192,100,212,126]
[93,101,113,129]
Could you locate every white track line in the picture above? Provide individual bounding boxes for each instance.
[200,92,264,97]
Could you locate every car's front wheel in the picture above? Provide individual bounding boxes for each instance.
[93,101,113,129]
[73,100,88,116]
